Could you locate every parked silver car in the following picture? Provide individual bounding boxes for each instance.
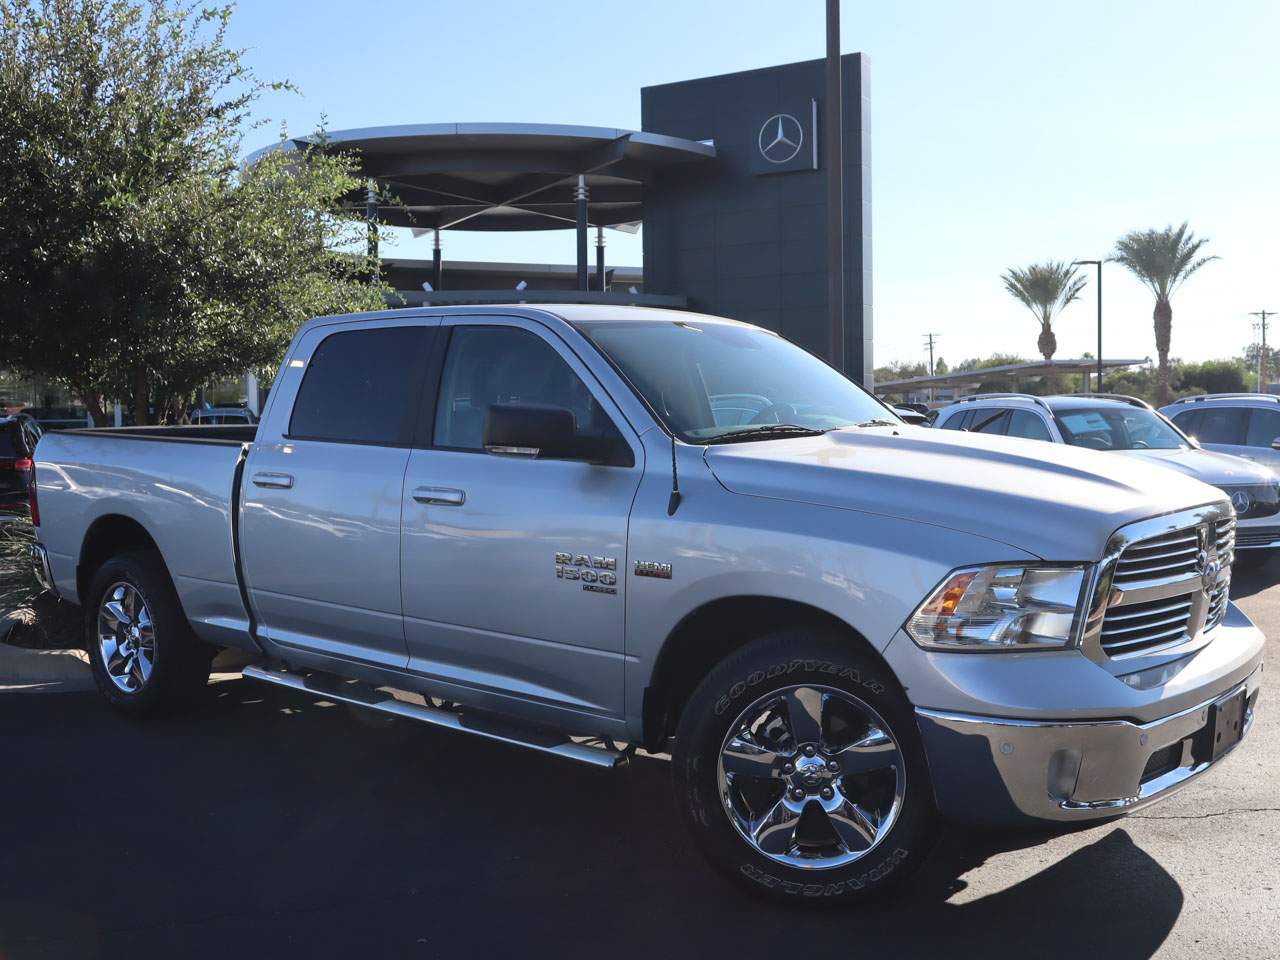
[934,393,1280,557]
[30,308,1263,904]
[1160,394,1280,550]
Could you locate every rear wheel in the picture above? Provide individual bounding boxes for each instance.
[85,551,213,716]
[673,629,936,903]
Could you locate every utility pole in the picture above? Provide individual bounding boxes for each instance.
[1252,310,1275,393]
[924,333,938,405]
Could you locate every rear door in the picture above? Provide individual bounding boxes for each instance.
[240,317,439,668]
[398,316,643,716]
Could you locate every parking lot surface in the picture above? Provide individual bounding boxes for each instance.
[1,567,1277,960]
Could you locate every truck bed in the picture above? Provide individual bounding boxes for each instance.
[34,426,255,650]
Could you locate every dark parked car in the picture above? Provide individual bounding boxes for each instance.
[0,414,41,512]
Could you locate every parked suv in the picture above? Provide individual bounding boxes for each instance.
[1160,394,1280,550]
[933,393,1280,557]
[0,413,41,513]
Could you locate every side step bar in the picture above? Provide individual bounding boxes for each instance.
[241,664,627,769]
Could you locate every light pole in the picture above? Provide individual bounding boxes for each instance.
[1072,259,1102,392]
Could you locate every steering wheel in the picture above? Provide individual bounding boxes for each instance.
[1131,440,1150,449]
[748,402,797,425]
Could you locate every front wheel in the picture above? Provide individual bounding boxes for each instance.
[673,630,936,903]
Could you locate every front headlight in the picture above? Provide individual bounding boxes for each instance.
[906,564,1088,651]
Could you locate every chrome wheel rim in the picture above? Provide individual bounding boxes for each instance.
[717,684,905,870]
[97,582,156,694]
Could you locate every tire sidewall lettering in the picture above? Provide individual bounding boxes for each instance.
[738,847,910,897]
[714,658,886,716]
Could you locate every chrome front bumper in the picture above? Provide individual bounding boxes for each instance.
[916,665,1263,824]
[30,542,57,597]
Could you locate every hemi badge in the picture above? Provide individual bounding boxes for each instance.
[635,560,673,580]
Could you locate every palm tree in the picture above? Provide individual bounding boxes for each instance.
[1001,261,1087,362]
[1110,222,1218,406]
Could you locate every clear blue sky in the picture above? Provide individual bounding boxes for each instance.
[229,0,1279,371]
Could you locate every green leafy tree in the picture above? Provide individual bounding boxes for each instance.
[1109,222,1218,406]
[0,0,389,423]
[1000,261,1087,361]
[1178,359,1248,396]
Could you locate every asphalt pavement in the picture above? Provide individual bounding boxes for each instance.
[1,565,1277,959]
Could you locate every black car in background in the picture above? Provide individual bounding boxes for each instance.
[0,414,41,513]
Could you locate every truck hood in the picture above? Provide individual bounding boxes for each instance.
[1115,446,1274,486]
[703,426,1225,561]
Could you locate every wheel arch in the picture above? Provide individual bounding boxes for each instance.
[77,513,161,603]
[641,595,897,751]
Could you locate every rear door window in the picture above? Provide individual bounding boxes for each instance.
[289,326,429,445]
[968,408,1010,435]
[1006,409,1053,441]
[1245,408,1280,448]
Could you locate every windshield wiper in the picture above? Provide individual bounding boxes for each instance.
[703,424,831,445]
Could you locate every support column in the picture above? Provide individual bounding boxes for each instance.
[432,228,443,291]
[575,175,589,292]
[595,225,606,292]
[245,372,260,417]
[824,0,845,371]
[365,178,379,263]
[113,401,123,427]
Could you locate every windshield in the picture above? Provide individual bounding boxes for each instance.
[577,319,896,442]
[1053,407,1190,451]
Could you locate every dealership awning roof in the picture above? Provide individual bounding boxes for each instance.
[248,123,716,232]
[875,357,1149,392]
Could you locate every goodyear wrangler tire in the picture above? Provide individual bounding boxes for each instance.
[673,629,935,903]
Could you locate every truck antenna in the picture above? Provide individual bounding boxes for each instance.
[667,431,682,516]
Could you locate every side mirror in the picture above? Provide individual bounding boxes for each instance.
[484,404,577,459]
[1271,437,1280,450]
[482,403,623,465]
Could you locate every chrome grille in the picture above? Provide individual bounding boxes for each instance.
[1100,594,1194,655]
[1112,528,1200,588]
[1095,511,1234,659]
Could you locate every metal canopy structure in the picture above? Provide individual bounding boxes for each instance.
[250,123,716,232]
[875,357,1149,394]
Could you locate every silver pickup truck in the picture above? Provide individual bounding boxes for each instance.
[29,305,1263,902]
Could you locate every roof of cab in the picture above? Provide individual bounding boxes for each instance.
[298,303,752,336]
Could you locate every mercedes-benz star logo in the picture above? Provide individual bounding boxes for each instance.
[758,113,803,164]
[1231,489,1252,515]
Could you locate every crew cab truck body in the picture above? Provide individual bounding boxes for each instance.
[30,305,1264,902]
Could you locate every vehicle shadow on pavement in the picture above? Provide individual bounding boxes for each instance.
[1230,554,1280,601]
[0,679,1182,960]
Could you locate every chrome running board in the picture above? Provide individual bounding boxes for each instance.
[241,663,627,769]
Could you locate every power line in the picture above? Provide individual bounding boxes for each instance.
[1251,310,1274,393]
[923,333,938,376]
[924,333,938,405]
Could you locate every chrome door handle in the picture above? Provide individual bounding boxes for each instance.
[251,472,294,489]
[412,486,465,506]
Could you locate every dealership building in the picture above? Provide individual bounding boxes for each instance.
[257,54,873,382]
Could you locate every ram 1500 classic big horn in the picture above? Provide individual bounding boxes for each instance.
[29,305,1263,902]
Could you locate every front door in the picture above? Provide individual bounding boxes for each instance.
[399,318,642,717]
[241,317,437,668]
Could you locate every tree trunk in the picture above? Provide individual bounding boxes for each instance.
[1153,297,1173,406]
[1037,324,1057,362]
[132,362,150,427]
[77,389,109,427]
